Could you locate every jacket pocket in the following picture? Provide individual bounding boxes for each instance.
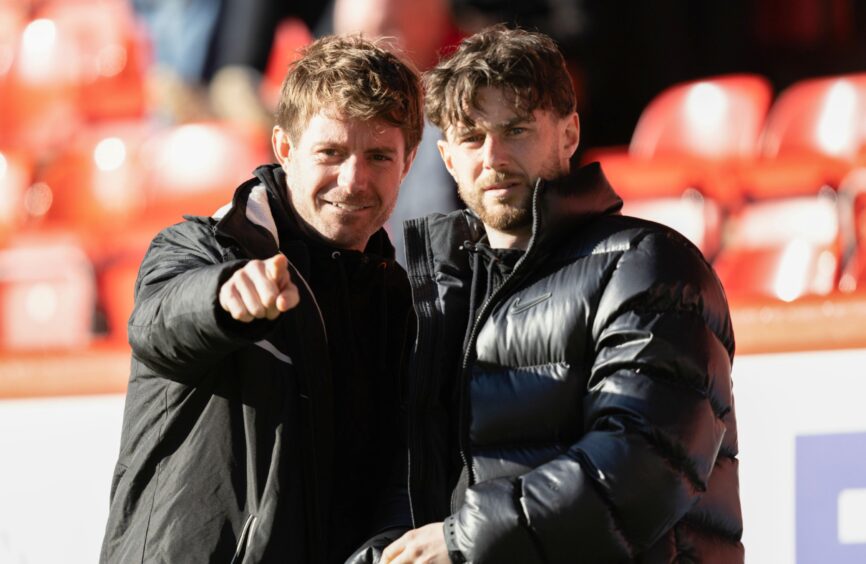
[231,514,257,564]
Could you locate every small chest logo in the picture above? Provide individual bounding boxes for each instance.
[508,292,553,315]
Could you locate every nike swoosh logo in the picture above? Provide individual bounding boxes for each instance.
[509,292,552,315]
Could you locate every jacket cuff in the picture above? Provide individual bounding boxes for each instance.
[443,516,466,563]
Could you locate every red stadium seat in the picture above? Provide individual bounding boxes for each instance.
[0,16,82,154]
[621,189,723,259]
[139,121,271,223]
[0,233,96,350]
[0,0,149,154]
[735,74,866,199]
[714,194,841,301]
[630,74,772,160]
[36,121,156,232]
[587,74,772,204]
[35,0,149,122]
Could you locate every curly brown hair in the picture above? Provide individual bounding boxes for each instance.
[275,34,424,155]
[424,25,575,132]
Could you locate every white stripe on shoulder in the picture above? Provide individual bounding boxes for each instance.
[211,183,280,248]
[245,184,280,247]
[212,201,233,220]
[255,339,293,365]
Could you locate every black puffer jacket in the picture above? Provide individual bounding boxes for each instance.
[404,163,743,562]
[101,165,412,563]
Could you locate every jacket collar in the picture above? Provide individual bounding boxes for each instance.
[529,161,623,255]
[211,163,397,262]
[453,161,623,252]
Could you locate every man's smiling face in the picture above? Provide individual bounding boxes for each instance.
[274,110,413,251]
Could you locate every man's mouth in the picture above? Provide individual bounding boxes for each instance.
[482,181,520,192]
[325,200,372,212]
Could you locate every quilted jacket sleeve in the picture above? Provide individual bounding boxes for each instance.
[128,220,276,379]
[447,230,736,563]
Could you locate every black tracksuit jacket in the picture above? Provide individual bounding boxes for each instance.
[101,165,413,563]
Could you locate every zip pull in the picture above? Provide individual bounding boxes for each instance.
[459,240,476,252]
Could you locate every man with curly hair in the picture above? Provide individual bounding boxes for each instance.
[385,26,743,563]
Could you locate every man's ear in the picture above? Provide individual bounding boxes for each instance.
[437,138,456,180]
[561,112,580,162]
[272,126,292,165]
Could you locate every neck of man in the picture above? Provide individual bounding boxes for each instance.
[484,224,531,250]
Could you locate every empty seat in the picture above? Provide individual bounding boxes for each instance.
[622,189,723,259]
[36,121,156,232]
[630,74,772,160]
[713,193,841,301]
[139,121,271,222]
[587,74,772,204]
[735,73,866,199]
[0,0,149,155]
[0,233,96,350]
[35,0,148,121]
[0,16,83,154]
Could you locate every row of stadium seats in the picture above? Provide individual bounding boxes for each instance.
[585,72,866,304]
[0,0,282,351]
[2,0,866,351]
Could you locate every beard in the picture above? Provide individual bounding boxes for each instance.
[458,171,533,231]
[457,142,566,232]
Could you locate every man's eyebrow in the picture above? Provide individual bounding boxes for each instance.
[366,146,398,154]
[453,115,535,135]
[498,115,534,129]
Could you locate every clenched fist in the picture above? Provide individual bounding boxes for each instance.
[219,254,300,322]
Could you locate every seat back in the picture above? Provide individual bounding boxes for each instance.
[630,74,773,160]
[621,190,722,259]
[714,194,840,301]
[0,234,96,350]
[140,121,271,222]
[759,73,866,160]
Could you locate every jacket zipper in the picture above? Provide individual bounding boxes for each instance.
[285,258,330,559]
[456,179,545,487]
[286,258,328,347]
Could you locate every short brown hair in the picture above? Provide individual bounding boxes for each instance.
[275,34,424,154]
[424,25,575,132]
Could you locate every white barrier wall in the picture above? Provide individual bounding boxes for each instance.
[0,395,124,564]
[737,349,866,563]
[1,349,866,563]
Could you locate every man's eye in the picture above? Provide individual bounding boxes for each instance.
[461,134,483,144]
[319,148,340,157]
[371,153,393,162]
[508,127,527,135]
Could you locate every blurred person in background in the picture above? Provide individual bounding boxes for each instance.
[134,0,327,127]
[384,25,743,563]
[333,0,462,264]
[132,0,222,122]
[100,34,422,564]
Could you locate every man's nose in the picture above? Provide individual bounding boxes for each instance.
[482,135,509,170]
[338,155,369,192]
